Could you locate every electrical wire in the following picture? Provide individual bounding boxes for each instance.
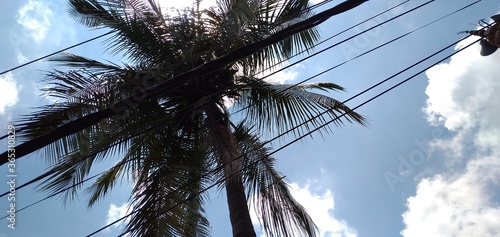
[110,12,500,236]
[0,31,114,76]
[6,6,486,232]
[250,0,410,76]
[0,172,101,220]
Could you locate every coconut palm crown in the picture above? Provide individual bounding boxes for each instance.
[14,0,366,236]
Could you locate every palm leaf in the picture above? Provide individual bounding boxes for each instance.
[234,122,318,237]
[125,133,212,237]
[237,77,367,137]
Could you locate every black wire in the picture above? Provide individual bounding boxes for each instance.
[251,0,410,76]
[0,0,373,200]
[2,1,481,234]
[0,0,332,77]
[11,1,483,233]
[4,0,485,231]
[48,2,500,235]
[0,31,114,76]
[247,0,436,84]
[0,172,101,220]
[113,6,500,233]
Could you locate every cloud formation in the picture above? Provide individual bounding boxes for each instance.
[0,73,20,115]
[402,157,500,237]
[106,203,130,229]
[288,183,358,237]
[17,0,53,42]
[402,36,500,236]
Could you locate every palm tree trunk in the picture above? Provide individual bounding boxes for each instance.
[224,170,257,237]
[207,106,256,237]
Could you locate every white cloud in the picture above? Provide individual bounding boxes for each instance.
[17,0,53,42]
[106,203,131,230]
[257,62,302,84]
[251,182,358,237]
[402,156,500,237]
[16,52,28,64]
[424,37,500,134]
[402,34,500,236]
[0,73,20,114]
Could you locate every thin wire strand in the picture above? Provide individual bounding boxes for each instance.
[0,0,335,78]
[15,5,485,235]
[5,2,488,233]
[0,31,114,76]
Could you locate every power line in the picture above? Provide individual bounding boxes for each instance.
[4,3,482,228]
[251,0,410,76]
[0,0,337,141]
[0,0,336,79]
[2,0,406,156]
[95,10,491,236]
[0,31,114,76]
[0,172,101,220]
[111,12,500,234]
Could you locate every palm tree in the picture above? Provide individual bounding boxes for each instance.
[13,0,366,236]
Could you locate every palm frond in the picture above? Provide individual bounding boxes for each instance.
[125,134,212,237]
[49,52,123,73]
[236,77,367,138]
[68,0,185,67]
[202,0,320,71]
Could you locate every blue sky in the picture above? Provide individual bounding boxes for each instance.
[1,0,500,236]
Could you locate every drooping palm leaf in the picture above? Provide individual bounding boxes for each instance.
[237,76,367,137]
[234,122,318,237]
